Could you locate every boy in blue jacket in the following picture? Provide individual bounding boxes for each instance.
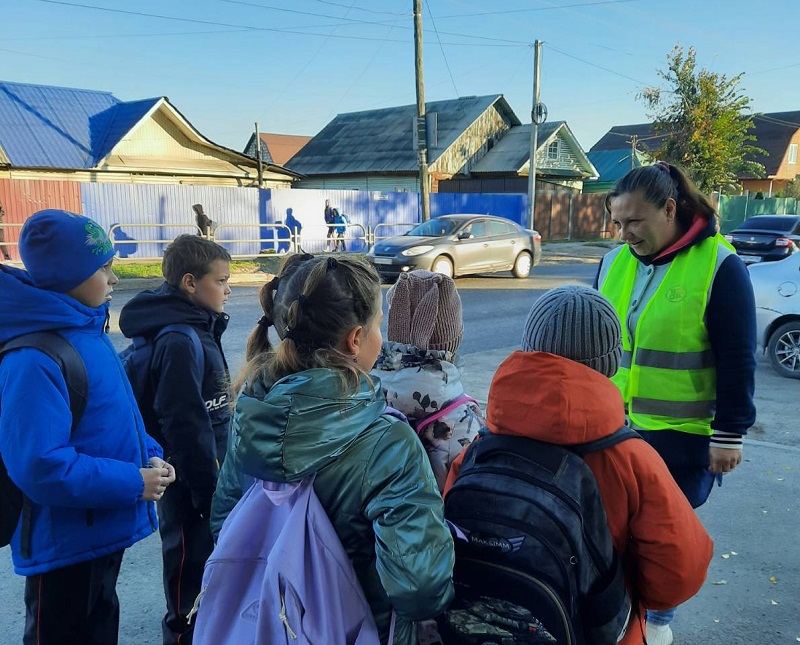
[0,209,174,645]
[119,234,231,645]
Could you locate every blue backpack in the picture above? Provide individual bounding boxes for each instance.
[120,324,204,437]
[0,332,88,557]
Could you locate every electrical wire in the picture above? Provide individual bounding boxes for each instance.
[26,0,533,46]
[436,0,645,19]
[546,44,649,86]
[424,0,459,97]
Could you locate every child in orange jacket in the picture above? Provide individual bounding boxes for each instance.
[445,286,713,645]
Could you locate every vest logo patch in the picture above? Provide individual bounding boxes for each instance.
[666,286,686,302]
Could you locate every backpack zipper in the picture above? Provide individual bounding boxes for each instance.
[457,556,575,645]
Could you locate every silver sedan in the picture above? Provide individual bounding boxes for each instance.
[368,214,542,280]
[748,252,800,378]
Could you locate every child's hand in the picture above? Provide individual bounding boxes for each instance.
[140,464,172,501]
[149,457,176,484]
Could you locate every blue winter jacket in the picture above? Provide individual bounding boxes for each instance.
[0,265,161,576]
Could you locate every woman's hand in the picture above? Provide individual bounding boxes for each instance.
[708,447,742,474]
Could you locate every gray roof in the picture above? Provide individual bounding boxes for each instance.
[285,94,519,175]
[471,122,562,173]
[471,121,596,178]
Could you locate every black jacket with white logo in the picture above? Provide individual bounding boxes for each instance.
[119,283,230,512]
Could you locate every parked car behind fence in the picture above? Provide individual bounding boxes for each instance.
[724,215,800,265]
[367,214,541,281]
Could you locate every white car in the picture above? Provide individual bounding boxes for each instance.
[748,252,800,378]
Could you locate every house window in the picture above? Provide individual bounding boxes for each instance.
[547,141,559,160]
[789,143,798,165]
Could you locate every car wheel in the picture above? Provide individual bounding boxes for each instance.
[512,251,533,279]
[431,255,454,278]
[767,321,800,379]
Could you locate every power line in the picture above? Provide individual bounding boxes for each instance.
[26,0,531,47]
[436,0,644,19]
[546,44,650,86]
[211,0,400,28]
[306,0,406,16]
[753,114,800,128]
[424,0,458,97]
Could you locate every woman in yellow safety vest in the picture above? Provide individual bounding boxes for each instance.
[596,162,756,645]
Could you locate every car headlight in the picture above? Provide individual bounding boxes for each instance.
[401,245,435,257]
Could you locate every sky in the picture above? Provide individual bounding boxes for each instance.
[2,0,800,156]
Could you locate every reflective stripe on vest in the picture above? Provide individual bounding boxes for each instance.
[600,236,723,435]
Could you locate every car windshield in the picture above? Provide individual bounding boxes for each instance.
[406,219,459,237]
[737,216,799,232]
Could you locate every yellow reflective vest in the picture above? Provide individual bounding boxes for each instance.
[600,236,729,436]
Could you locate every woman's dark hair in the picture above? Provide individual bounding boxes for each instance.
[231,254,382,397]
[604,162,718,232]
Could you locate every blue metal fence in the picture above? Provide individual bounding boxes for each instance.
[79,184,533,259]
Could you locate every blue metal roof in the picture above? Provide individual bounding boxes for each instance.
[0,81,159,169]
[585,149,650,184]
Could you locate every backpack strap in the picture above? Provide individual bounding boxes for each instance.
[154,324,205,376]
[0,332,88,431]
[414,395,478,435]
[569,426,642,458]
[0,331,88,559]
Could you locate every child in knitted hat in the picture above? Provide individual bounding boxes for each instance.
[0,209,174,644]
[372,270,484,493]
[444,285,713,645]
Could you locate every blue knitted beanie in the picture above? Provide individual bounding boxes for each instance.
[19,209,115,293]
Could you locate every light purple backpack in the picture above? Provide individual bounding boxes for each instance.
[191,476,387,645]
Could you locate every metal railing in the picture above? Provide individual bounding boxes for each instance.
[108,223,205,261]
[296,223,370,254]
[211,222,298,258]
[372,222,417,245]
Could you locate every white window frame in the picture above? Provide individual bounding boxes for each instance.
[788,143,798,165]
[547,140,559,160]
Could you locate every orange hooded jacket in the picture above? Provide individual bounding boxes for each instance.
[444,351,713,645]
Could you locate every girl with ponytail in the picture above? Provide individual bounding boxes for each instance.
[211,254,454,644]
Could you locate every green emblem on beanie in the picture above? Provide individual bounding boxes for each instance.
[85,221,113,256]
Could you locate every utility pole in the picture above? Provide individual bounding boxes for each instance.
[413,0,430,221]
[526,40,544,231]
[254,121,263,188]
[630,134,638,170]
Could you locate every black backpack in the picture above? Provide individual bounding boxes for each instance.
[0,332,88,557]
[119,324,204,443]
[441,428,639,645]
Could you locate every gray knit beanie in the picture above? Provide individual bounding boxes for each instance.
[386,270,464,354]
[521,285,622,377]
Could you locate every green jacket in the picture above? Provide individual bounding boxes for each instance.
[212,368,455,644]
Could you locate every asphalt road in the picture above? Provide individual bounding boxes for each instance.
[1,261,798,644]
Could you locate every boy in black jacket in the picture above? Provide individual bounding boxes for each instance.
[119,235,231,645]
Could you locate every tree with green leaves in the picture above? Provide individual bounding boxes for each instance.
[780,175,800,199]
[639,45,766,194]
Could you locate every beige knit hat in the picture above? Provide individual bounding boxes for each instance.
[386,270,464,354]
